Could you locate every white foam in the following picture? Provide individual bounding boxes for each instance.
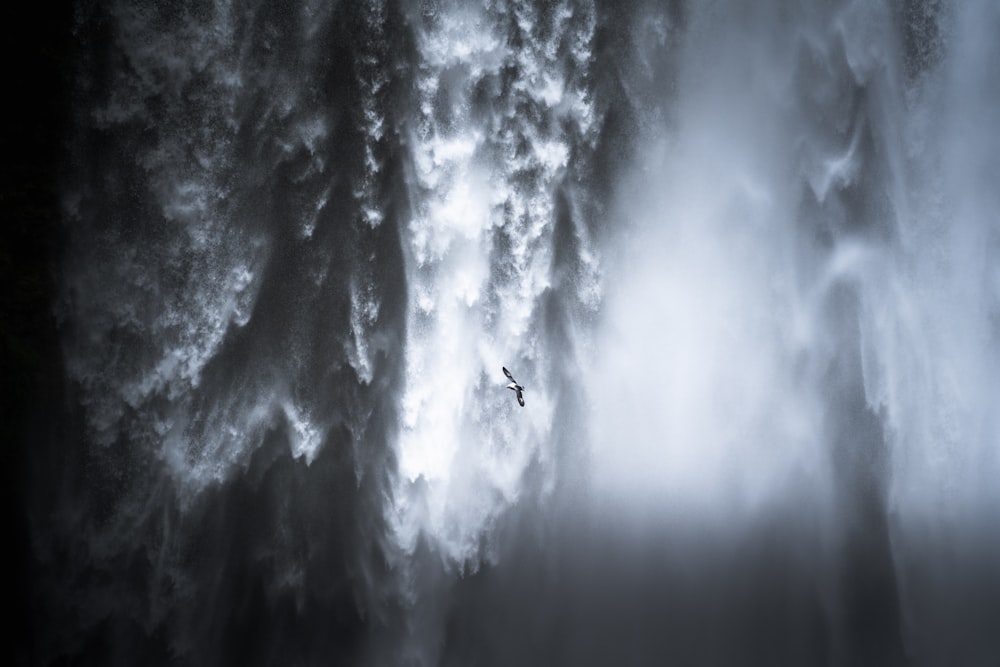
[392,0,598,568]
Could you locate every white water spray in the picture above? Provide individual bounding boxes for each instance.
[393,0,597,565]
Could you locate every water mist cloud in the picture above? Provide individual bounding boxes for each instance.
[588,2,834,522]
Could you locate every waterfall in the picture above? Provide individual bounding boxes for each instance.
[393,0,597,567]
[17,0,999,664]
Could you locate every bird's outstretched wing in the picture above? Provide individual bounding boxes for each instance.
[503,366,515,382]
[516,390,525,407]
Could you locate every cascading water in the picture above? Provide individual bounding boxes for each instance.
[16,0,999,665]
[393,0,596,566]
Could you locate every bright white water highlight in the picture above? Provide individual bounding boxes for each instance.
[394,0,596,564]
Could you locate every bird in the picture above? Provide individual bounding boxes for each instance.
[503,366,525,407]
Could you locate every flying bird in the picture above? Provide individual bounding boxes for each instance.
[503,366,525,407]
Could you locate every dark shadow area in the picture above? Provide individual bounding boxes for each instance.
[2,3,75,665]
